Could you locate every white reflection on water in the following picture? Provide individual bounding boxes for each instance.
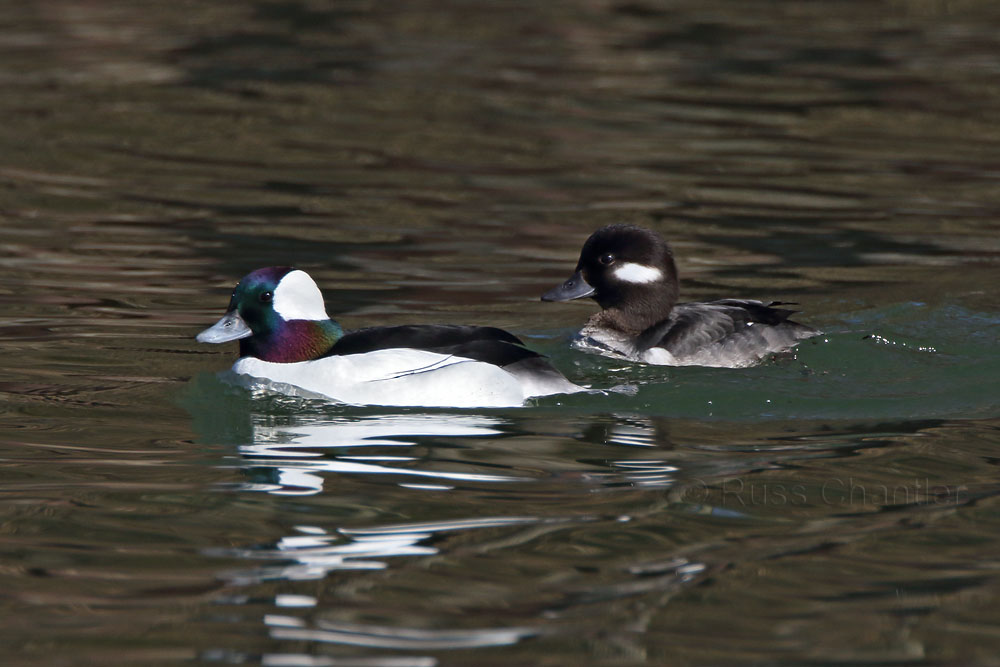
[609,459,678,488]
[577,417,680,489]
[601,421,660,448]
[262,652,436,667]
[221,516,543,582]
[239,413,523,495]
[267,618,538,650]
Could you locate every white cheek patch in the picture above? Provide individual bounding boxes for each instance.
[612,262,663,284]
[273,270,330,321]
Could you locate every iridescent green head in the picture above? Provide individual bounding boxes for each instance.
[197,267,343,362]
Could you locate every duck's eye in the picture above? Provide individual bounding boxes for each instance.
[260,291,273,303]
[599,254,615,265]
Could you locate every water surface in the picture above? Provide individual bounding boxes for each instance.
[2,1,1000,664]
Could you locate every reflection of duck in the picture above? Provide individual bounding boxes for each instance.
[574,415,678,488]
[577,414,673,449]
[543,225,820,367]
[241,413,522,495]
[206,409,708,655]
[236,411,687,495]
[197,267,583,407]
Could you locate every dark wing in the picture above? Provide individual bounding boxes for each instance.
[326,324,541,367]
[639,300,819,358]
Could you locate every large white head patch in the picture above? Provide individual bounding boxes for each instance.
[612,262,663,284]
[272,270,329,321]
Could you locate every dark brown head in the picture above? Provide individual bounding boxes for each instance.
[541,224,680,332]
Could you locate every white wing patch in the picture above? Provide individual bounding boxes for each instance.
[273,270,329,321]
[613,262,663,284]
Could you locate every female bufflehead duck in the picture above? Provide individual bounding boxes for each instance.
[197,267,583,408]
[541,225,820,368]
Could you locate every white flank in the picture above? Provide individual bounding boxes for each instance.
[612,262,663,284]
[232,349,529,408]
[641,347,678,365]
[273,270,329,321]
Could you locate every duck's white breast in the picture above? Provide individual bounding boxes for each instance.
[231,349,529,408]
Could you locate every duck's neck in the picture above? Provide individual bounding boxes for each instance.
[240,319,343,363]
[592,290,678,336]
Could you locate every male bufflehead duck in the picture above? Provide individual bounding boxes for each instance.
[541,225,820,368]
[197,267,583,408]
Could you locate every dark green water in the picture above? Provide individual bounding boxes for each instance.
[2,1,1000,664]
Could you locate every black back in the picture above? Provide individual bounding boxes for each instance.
[325,324,543,368]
